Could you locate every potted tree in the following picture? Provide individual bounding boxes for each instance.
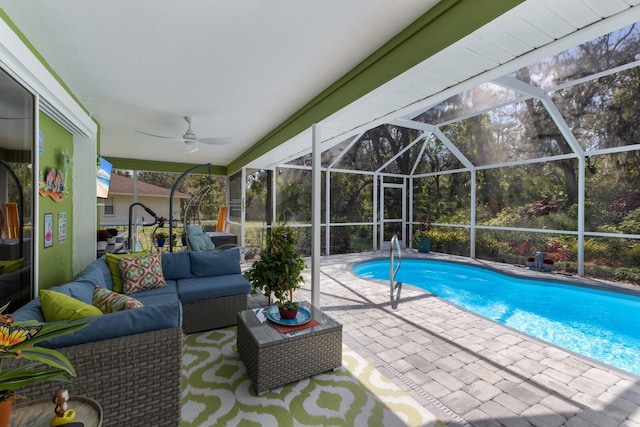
[0,304,88,426]
[244,225,306,319]
[411,217,433,253]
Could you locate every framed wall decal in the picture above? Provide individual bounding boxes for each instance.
[44,212,53,248]
[58,212,66,244]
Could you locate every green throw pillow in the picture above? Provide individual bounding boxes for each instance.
[105,251,148,293]
[40,289,103,322]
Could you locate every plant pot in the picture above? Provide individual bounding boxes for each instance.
[525,260,534,269]
[279,306,298,319]
[0,398,13,427]
[97,241,108,251]
[107,236,117,244]
[156,238,165,247]
[542,264,553,272]
[416,238,431,253]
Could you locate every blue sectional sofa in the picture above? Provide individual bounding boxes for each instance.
[11,247,251,427]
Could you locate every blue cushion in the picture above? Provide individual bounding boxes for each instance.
[11,298,45,322]
[34,301,181,348]
[161,251,191,280]
[74,257,114,290]
[134,281,179,305]
[188,234,215,251]
[186,225,215,251]
[189,248,241,277]
[50,281,95,304]
[177,275,250,303]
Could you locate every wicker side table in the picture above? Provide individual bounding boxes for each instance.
[10,395,102,427]
[237,302,342,394]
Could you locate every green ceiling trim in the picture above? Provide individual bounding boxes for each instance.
[106,157,226,175]
[227,0,524,173]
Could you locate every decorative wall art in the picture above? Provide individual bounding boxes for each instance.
[39,151,72,202]
[44,212,53,248]
[58,212,66,244]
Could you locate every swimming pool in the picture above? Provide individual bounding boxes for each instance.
[353,258,640,376]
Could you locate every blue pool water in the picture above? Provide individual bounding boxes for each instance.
[353,259,640,376]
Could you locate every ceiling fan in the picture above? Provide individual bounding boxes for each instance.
[136,116,231,153]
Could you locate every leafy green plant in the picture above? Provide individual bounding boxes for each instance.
[411,217,433,247]
[0,303,89,401]
[244,225,306,306]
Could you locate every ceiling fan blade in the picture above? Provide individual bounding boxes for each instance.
[134,130,184,141]
[194,137,232,145]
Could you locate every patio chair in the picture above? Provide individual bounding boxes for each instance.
[185,224,240,251]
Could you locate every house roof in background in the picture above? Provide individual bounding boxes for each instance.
[108,173,190,199]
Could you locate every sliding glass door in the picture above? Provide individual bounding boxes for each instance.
[0,67,34,311]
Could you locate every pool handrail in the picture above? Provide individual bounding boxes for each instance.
[390,234,401,297]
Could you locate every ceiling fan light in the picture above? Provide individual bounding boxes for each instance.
[185,141,199,153]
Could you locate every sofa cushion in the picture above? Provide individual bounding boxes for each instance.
[161,251,191,280]
[36,301,181,349]
[75,256,114,289]
[189,248,241,277]
[119,253,167,294]
[187,234,215,251]
[177,274,251,303]
[186,225,216,251]
[49,281,97,305]
[131,281,179,306]
[105,251,149,293]
[40,289,103,322]
[93,286,144,313]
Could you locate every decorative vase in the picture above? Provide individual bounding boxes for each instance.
[0,398,13,427]
[417,238,431,253]
[279,306,298,320]
[97,241,108,251]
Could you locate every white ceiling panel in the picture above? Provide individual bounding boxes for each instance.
[465,39,516,65]
[500,19,556,48]
[447,49,500,73]
[583,0,632,17]
[523,7,577,38]
[547,0,604,28]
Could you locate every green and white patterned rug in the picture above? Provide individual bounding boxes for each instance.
[181,328,442,426]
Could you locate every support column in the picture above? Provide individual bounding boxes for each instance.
[311,124,321,306]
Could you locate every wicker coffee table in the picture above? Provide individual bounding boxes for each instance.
[237,301,342,394]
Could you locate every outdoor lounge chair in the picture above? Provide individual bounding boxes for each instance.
[185,224,240,252]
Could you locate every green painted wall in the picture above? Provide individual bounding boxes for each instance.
[38,112,74,289]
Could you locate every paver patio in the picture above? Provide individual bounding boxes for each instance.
[248,251,640,427]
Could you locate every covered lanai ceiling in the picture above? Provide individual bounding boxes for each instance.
[1,0,639,172]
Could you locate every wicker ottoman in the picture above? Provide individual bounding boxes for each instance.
[237,302,342,394]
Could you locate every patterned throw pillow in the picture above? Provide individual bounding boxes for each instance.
[119,253,167,295]
[92,286,143,313]
[105,251,149,293]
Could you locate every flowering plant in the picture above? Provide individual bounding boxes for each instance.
[0,303,88,401]
[156,216,167,227]
[411,217,433,246]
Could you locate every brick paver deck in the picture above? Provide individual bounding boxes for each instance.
[248,251,640,426]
